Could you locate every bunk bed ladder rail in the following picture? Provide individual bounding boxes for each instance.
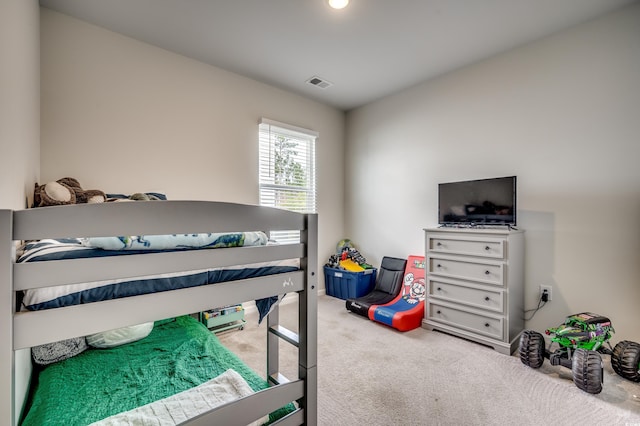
[268,322,299,385]
[267,213,317,425]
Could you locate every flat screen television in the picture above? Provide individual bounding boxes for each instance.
[438,176,517,226]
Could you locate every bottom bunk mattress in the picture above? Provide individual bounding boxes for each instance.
[20,316,295,426]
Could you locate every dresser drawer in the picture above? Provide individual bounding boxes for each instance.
[428,255,504,286]
[428,301,504,340]
[429,278,504,313]
[428,235,505,259]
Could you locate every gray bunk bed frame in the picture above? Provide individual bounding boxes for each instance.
[0,200,318,426]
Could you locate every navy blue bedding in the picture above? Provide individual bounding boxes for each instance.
[18,239,297,322]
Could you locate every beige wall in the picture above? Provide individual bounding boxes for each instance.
[0,0,40,209]
[40,8,345,275]
[33,2,640,342]
[346,4,640,341]
[0,1,40,423]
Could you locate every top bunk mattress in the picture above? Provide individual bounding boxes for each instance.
[17,235,299,317]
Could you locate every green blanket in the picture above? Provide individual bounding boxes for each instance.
[21,316,293,425]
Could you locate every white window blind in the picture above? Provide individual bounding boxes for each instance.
[259,118,317,243]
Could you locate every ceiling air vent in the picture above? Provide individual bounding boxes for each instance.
[306,76,332,89]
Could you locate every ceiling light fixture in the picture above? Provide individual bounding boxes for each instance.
[327,0,349,10]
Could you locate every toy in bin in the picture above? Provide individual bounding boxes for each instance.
[519,312,640,394]
[324,239,376,300]
[327,239,373,271]
[200,305,246,334]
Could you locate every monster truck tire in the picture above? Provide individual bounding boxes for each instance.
[519,330,545,368]
[611,340,640,382]
[572,349,603,394]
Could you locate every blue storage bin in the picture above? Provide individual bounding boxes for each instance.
[324,266,376,300]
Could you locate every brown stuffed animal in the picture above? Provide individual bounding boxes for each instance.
[32,177,106,207]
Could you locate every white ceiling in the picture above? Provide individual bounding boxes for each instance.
[39,0,637,111]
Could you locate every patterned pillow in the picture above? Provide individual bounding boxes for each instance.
[32,337,88,365]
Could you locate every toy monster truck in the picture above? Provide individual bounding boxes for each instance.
[519,312,640,394]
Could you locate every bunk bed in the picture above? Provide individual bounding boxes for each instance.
[0,200,318,425]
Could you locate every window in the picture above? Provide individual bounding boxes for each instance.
[259,118,317,243]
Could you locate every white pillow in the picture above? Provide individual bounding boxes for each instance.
[87,322,154,348]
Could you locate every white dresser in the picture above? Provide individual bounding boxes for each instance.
[422,227,525,355]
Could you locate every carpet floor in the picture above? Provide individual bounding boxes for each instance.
[217,294,640,425]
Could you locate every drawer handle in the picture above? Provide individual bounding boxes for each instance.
[437,287,442,291]
[437,242,442,247]
[485,246,490,251]
[437,264,442,268]
[485,270,490,275]
[436,310,441,314]
[484,323,490,327]
[484,296,490,301]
